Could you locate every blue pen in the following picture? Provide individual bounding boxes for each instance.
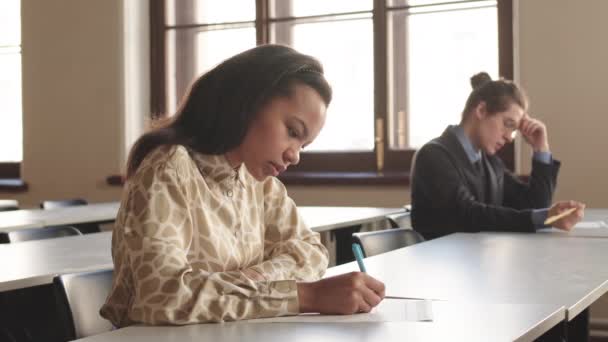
[351,243,367,273]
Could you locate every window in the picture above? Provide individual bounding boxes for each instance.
[160,0,257,115]
[151,0,512,184]
[0,0,23,179]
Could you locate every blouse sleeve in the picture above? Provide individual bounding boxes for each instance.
[121,161,299,325]
[246,178,329,282]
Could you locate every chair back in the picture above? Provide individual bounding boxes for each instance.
[386,211,412,229]
[0,199,19,212]
[40,199,101,234]
[53,269,114,340]
[352,228,425,257]
[40,198,88,210]
[0,225,82,244]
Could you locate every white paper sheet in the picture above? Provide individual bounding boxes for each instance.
[574,221,608,229]
[243,298,434,323]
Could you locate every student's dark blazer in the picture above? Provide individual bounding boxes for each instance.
[411,126,560,240]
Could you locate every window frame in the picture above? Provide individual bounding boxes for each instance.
[148,0,513,185]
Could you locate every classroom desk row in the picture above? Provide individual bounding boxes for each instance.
[0,201,405,233]
[74,210,608,342]
[0,205,405,292]
[2,207,608,341]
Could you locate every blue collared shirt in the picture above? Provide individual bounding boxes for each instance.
[451,125,552,228]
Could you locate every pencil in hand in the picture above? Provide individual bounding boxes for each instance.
[544,207,577,226]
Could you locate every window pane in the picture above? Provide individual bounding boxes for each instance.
[166,27,255,114]
[270,0,372,18]
[273,18,374,152]
[166,0,255,26]
[0,49,23,162]
[389,5,498,149]
[0,0,20,46]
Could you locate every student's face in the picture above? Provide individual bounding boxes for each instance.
[475,102,524,155]
[227,83,327,181]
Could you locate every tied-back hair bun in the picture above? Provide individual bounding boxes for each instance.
[470,72,492,90]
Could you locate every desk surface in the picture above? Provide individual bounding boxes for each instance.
[299,206,405,232]
[0,202,120,233]
[73,301,565,342]
[328,232,608,321]
[0,206,404,292]
[0,232,112,292]
[0,202,404,233]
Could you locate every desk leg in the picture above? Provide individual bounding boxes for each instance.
[566,308,589,342]
[331,225,361,266]
[535,318,566,342]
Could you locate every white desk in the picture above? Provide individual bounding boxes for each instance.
[328,232,608,321]
[0,232,112,292]
[0,202,404,233]
[0,202,120,233]
[299,206,405,233]
[73,302,565,342]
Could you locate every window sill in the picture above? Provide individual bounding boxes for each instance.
[0,178,29,193]
[278,171,410,186]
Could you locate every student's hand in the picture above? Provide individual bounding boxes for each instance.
[519,115,550,152]
[548,201,586,231]
[297,272,385,315]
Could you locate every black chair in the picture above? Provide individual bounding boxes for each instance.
[352,228,425,258]
[0,199,19,212]
[0,225,82,244]
[53,269,114,340]
[40,198,101,234]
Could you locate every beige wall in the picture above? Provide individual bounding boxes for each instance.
[288,186,409,207]
[516,0,608,208]
[13,0,124,207]
[9,1,607,209]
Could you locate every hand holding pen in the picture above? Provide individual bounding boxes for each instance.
[296,244,385,314]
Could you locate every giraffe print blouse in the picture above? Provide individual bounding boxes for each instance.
[100,145,329,327]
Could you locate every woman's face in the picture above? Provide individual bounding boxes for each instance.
[227,83,327,181]
[474,101,524,155]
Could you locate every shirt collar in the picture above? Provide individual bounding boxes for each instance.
[187,148,248,187]
[451,125,482,163]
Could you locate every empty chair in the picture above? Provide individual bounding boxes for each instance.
[53,269,114,340]
[352,228,425,258]
[40,198,101,234]
[40,198,88,210]
[0,225,82,244]
[0,199,19,212]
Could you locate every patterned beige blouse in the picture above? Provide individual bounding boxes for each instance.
[100,145,328,327]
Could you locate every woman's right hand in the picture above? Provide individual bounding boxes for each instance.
[297,272,385,315]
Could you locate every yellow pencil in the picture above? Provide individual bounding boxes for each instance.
[544,207,577,226]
